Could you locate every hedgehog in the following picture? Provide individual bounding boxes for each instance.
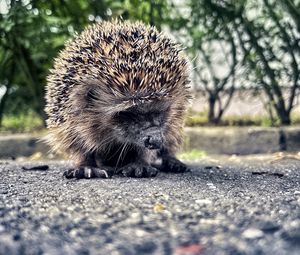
[45,20,191,179]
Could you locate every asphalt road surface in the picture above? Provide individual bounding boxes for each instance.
[0,157,300,255]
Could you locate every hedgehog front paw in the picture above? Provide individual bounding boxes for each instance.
[64,167,113,179]
[160,157,189,173]
[119,164,158,178]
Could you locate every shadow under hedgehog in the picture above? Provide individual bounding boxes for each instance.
[45,20,191,179]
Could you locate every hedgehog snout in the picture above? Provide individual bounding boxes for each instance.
[143,131,163,150]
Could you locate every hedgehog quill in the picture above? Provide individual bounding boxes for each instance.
[45,21,191,178]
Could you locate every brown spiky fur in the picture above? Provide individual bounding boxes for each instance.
[45,20,190,176]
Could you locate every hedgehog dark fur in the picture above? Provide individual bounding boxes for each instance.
[45,20,191,178]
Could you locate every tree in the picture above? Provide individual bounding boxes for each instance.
[235,0,299,125]
[192,39,238,124]
[201,0,300,125]
[169,0,239,124]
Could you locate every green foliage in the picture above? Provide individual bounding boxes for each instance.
[0,0,88,120]
[112,0,169,29]
[185,111,208,127]
[0,111,44,133]
[177,149,207,161]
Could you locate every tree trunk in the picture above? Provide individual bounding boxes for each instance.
[208,96,217,124]
[267,102,276,126]
[0,84,11,127]
[277,108,291,125]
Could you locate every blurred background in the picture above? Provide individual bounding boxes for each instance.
[0,0,300,133]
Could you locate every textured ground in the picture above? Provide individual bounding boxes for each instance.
[0,157,300,255]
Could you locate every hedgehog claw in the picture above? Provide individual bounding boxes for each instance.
[64,168,83,179]
[160,157,189,173]
[92,168,110,178]
[64,167,112,179]
[119,164,158,178]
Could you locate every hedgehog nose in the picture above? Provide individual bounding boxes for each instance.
[143,135,162,150]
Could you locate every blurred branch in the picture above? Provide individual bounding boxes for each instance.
[263,0,299,113]
[279,0,300,32]
[0,67,14,126]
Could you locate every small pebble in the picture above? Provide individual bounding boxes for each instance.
[259,221,280,233]
[207,183,217,189]
[195,199,212,205]
[242,228,264,239]
[154,203,165,213]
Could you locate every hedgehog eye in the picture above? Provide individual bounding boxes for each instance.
[116,110,136,121]
[86,89,98,105]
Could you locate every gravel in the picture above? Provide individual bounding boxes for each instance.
[0,158,300,255]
